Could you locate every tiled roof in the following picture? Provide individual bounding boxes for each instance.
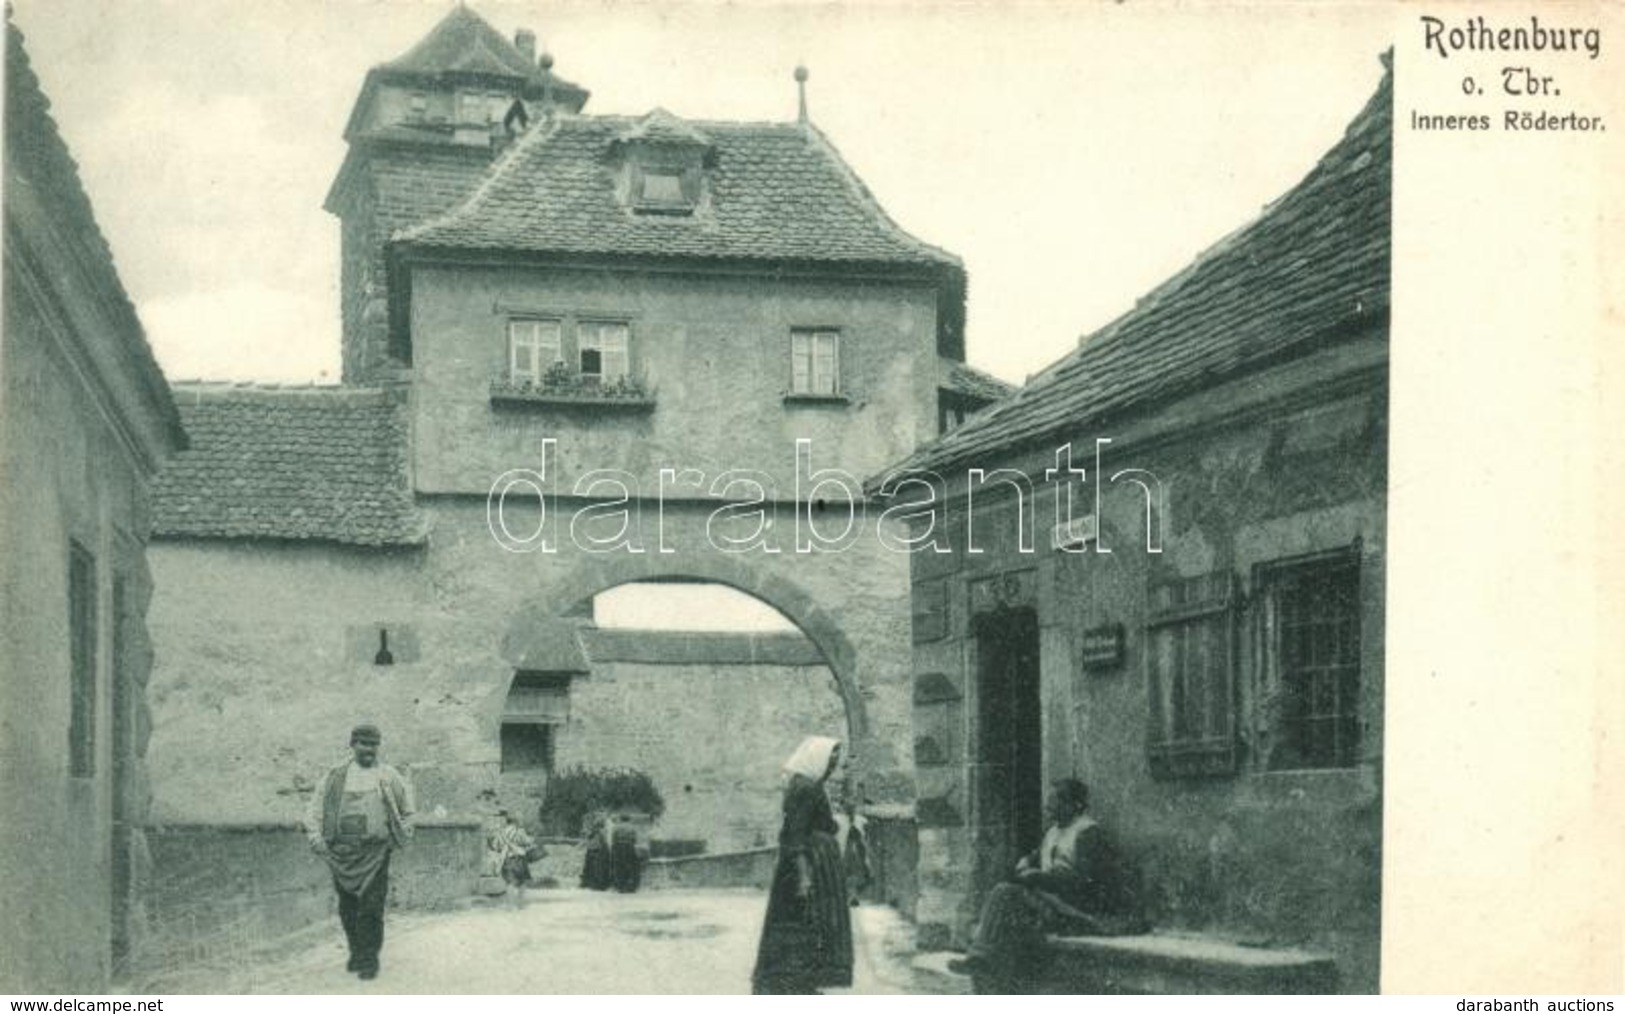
[377,5,586,105]
[880,63,1391,483]
[5,17,186,455]
[396,110,962,271]
[939,358,1016,404]
[152,385,423,547]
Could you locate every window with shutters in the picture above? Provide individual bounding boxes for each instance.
[789,329,840,398]
[1145,572,1237,779]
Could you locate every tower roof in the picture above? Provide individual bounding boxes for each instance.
[341,5,588,142]
[381,5,545,82]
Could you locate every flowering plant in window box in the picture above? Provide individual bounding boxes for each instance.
[490,365,655,409]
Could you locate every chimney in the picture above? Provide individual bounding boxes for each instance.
[539,52,556,111]
[515,28,537,63]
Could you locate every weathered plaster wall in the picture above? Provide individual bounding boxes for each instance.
[0,283,158,991]
[146,500,915,835]
[908,350,1386,991]
[408,265,940,493]
[144,541,436,824]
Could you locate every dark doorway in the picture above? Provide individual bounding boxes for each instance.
[972,607,1043,899]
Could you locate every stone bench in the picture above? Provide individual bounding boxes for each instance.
[1038,932,1339,994]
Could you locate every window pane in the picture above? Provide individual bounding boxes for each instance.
[791,330,838,395]
[642,172,685,204]
[791,333,811,392]
[600,324,629,380]
[578,323,629,381]
[509,320,560,383]
[1266,556,1360,770]
[813,333,837,394]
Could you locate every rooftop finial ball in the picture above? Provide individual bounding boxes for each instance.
[794,65,809,82]
[540,52,555,70]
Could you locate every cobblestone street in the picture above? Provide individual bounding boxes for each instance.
[133,889,956,995]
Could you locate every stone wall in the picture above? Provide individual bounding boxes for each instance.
[138,822,480,973]
[908,341,1386,990]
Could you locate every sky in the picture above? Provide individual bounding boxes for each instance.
[10,0,1394,386]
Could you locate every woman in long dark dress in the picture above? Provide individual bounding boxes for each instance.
[609,816,643,893]
[579,810,612,891]
[751,736,853,994]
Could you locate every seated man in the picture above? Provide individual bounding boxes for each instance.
[950,778,1148,992]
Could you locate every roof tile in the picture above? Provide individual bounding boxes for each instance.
[152,385,423,547]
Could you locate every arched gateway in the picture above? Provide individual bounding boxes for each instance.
[503,554,871,738]
[497,563,861,852]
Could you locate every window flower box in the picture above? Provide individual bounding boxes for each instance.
[490,370,655,411]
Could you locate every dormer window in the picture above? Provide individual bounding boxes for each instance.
[632,163,699,215]
[408,93,428,121]
[614,110,714,217]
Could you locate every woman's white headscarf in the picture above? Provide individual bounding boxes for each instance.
[782,735,841,781]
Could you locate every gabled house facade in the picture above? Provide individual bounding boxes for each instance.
[1,18,186,990]
[875,62,1391,991]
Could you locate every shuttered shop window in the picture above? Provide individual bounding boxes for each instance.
[1146,573,1237,779]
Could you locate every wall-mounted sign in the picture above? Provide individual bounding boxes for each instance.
[1081,622,1125,671]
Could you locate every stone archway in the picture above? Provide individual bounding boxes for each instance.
[496,551,885,854]
[502,552,870,740]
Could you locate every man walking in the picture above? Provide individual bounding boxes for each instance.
[304,724,415,980]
